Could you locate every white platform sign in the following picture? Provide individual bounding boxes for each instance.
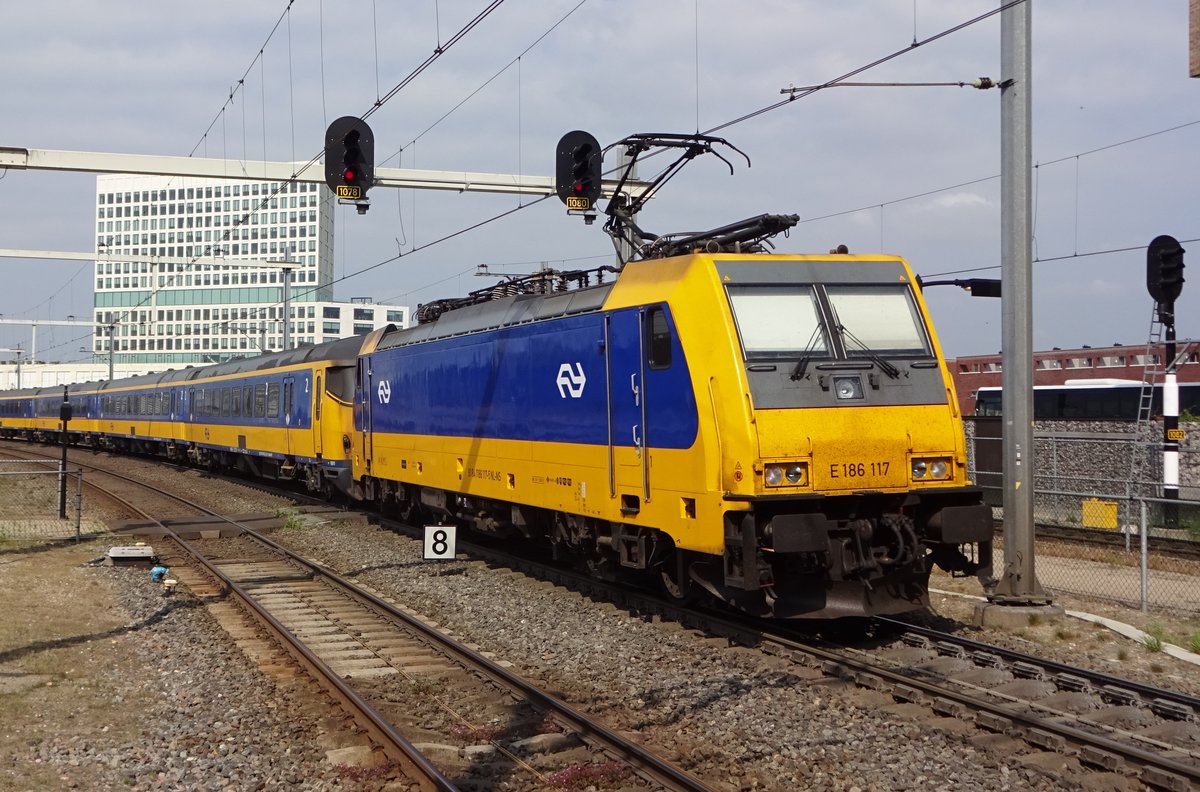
[423,525,457,560]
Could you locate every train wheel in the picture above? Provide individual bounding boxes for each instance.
[658,554,696,605]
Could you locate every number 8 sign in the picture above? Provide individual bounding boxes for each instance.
[424,525,457,560]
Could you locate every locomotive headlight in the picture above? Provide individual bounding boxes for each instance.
[912,457,952,481]
[833,376,864,400]
[764,465,784,487]
[764,463,807,487]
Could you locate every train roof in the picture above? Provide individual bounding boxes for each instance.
[0,333,367,398]
[376,282,614,351]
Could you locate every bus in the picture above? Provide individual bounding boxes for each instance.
[973,379,1200,421]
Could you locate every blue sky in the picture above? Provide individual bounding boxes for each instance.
[0,0,1196,361]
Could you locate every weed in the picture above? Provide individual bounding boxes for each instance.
[1150,663,1166,673]
[546,762,632,791]
[334,761,395,782]
[451,722,502,743]
[1117,647,1129,661]
[1026,613,1043,627]
[1054,629,1077,641]
[273,509,306,533]
[1190,633,1200,655]
[1142,633,1165,653]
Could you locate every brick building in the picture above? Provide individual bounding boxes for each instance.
[948,342,1200,415]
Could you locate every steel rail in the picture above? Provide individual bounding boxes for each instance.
[876,616,1200,712]
[0,445,459,792]
[244,526,715,792]
[164,529,458,792]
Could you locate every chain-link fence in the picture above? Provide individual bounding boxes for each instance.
[966,418,1200,613]
[0,462,85,544]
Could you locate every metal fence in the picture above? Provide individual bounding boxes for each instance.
[0,462,85,544]
[966,420,1200,614]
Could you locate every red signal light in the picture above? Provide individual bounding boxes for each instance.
[572,182,584,194]
[343,167,356,182]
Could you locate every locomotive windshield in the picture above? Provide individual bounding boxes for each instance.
[726,283,930,360]
[826,285,930,356]
[727,285,828,357]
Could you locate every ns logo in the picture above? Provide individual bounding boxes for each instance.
[556,362,586,399]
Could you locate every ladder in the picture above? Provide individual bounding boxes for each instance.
[1134,306,1164,427]
[1127,306,1163,504]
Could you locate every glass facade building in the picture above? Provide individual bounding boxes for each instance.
[93,174,406,364]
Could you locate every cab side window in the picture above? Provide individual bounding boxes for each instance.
[647,307,672,370]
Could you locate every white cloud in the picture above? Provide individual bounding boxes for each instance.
[0,1,1196,359]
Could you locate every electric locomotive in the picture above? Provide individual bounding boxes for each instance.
[346,132,992,619]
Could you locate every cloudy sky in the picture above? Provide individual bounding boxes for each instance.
[0,0,1196,362]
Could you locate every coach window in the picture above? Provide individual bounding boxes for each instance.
[315,376,322,419]
[243,386,254,417]
[254,384,267,417]
[267,383,280,418]
[221,388,232,417]
[231,388,241,418]
[647,307,672,370]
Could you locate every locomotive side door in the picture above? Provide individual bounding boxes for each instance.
[312,373,323,458]
[282,375,295,456]
[355,358,373,472]
[605,307,650,508]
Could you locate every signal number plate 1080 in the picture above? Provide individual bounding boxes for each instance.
[566,196,590,210]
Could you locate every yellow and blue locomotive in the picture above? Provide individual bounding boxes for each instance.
[349,245,991,617]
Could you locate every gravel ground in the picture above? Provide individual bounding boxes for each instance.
[6,448,1194,790]
[3,555,382,791]
[278,519,1111,792]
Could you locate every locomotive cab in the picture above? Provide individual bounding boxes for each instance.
[666,253,993,617]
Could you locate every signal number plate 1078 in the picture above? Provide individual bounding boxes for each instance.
[336,185,362,199]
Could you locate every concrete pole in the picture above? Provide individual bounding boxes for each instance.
[992,0,1051,606]
[282,267,292,351]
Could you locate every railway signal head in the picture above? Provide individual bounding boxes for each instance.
[1147,234,1186,305]
[555,130,602,210]
[324,117,375,204]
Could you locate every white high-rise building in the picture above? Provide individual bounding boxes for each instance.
[93,174,407,366]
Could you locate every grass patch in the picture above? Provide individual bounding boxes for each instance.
[1141,623,1166,653]
[273,508,306,534]
[1190,633,1200,655]
[1026,613,1044,627]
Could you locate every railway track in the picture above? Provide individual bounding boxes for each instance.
[1033,521,1200,561]
[3,442,710,790]
[9,439,1200,788]
[370,517,1200,791]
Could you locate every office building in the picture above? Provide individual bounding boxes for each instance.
[93,174,407,366]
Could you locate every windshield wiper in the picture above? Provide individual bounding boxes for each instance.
[838,324,901,379]
[790,325,825,381]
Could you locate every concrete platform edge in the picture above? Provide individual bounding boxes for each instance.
[929,587,1200,668]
